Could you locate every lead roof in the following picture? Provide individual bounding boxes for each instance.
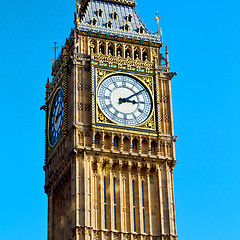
[77,0,161,44]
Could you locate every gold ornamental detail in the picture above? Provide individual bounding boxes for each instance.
[92,53,154,71]
[138,115,155,130]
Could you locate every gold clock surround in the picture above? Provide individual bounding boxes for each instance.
[91,65,157,133]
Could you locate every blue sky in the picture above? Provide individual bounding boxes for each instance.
[0,0,239,239]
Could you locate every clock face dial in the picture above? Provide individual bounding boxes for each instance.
[97,74,152,126]
[49,89,64,146]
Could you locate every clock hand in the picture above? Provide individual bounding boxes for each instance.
[124,99,139,104]
[125,89,145,101]
[119,89,145,104]
[55,110,62,122]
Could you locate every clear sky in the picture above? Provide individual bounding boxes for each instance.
[0,0,239,239]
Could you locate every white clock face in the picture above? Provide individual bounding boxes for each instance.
[97,74,152,126]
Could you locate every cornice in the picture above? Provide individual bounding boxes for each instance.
[78,30,162,48]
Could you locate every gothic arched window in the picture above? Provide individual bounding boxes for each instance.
[124,23,130,31]
[107,20,112,29]
[112,10,118,20]
[138,26,144,34]
[127,13,132,22]
[97,8,103,17]
[91,17,97,26]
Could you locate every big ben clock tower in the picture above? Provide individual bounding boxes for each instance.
[43,0,178,240]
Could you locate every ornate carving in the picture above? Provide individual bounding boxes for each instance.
[77,82,83,90]
[93,53,154,71]
[104,233,109,240]
[113,233,119,240]
[142,76,152,88]
[85,84,91,91]
[94,232,99,240]
[78,103,91,111]
[164,114,170,122]
[84,104,91,111]
[97,107,114,124]
[160,94,169,103]
[139,115,155,130]
[78,102,83,110]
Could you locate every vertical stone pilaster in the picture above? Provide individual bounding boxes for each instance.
[101,132,105,151]
[93,169,98,229]
[138,136,142,155]
[157,165,164,236]
[137,165,143,234]
[160,79,166,134]
[128,164,133,233]
[129,135,133,154]
[146,166,152,235]
[99,160,104,230]
[120,134,124,153]
[109,162,114,231]
[47,192,53,240]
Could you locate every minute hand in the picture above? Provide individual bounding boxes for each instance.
[125,89,145,101]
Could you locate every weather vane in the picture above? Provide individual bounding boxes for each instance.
[155,11,162,39]
[52,41,58,62]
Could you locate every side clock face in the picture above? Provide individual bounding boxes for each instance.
[49,89,64,146]
[97,74,152,126]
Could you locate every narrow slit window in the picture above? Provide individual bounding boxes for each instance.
[95,135,100,145]
[151,141,156,153]
[113,178,117,230]
[114,137,119,147]
[142,181,146,233]
[132,140,138,150]
[132,180,136,232]
[104,177,107,229]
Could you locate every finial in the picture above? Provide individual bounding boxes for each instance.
[52,41,58,62]
[155,11,161,38]
[165,45,169,68]
[45,77,50,89]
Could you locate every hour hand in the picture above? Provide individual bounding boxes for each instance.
[119,98,139,105]
[55,111,62,121]
[119,89,145,105]
[125,99,138,104]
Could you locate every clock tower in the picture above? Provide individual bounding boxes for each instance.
[43,0,178,240]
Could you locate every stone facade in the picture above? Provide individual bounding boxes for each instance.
[44,1,177,240]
